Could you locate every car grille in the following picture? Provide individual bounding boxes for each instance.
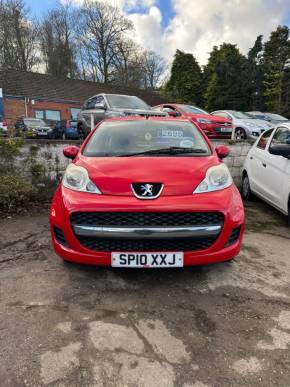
[213,121,232,126]
[71,212,224,227]
[71,212,223,252]
[77,236,217,252]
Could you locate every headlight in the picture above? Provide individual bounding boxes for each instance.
[63,164,101,194]
[197,118,212,124]
[193,164,232,194]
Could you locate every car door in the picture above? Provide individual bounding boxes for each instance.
[262,126,290,212]
[81,96,98,130]
[247,129,274,196]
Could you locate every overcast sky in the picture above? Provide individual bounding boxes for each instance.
[27,0,290,66]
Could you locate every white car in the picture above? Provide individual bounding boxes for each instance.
[211,110,273,140]
[242,124,290,226]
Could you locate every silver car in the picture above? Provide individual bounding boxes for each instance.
[211,110,273,140]
[77,93,167,138]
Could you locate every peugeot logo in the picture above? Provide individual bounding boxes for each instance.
[141,184,153,196]
[131,182,164,200]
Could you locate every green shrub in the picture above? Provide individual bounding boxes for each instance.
[0,174,36,210]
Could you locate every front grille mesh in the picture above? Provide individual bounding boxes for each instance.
[71,212,224,227]
[78,236,217,252]
[71,211,223,252]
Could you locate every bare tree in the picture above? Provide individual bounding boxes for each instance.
[112,38,145,87]
[0,0,39,71]
[142,50,167,89]
[77,0,133,83]
[40,3,78,78]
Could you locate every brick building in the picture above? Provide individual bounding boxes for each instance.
[0,70,167,127]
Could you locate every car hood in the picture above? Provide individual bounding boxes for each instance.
[234,118,272,128]
[77,156,218,196]
[185,113,231,123]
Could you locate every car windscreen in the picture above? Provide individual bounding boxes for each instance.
[106,95,150,110]
[179,105,209,115]
[24,119,47,127]
[265,113,287,121]
[231,111,252,119]
[83,120,211,157]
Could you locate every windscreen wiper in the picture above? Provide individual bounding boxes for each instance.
[118,147,207,157]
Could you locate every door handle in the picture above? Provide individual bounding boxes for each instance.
[262,163,267,168]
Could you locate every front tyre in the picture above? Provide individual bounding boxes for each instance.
[235,127,247,140]
[241,173,252,200]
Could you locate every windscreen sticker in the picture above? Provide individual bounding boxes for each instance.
[158,129,184,138]
[180,139,194,148]
[145,132,152,141]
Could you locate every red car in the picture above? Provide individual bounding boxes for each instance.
[50,117,244,268]
[153,104,233,138]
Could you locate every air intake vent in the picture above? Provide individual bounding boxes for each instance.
[227,226,241,246]
[53,226,67,246]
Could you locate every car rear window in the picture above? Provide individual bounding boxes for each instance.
[83,120,211,157]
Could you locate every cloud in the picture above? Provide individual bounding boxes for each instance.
[128,0,290,65]
[62,0,289,65]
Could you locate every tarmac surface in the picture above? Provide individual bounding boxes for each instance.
[1,200,290,386]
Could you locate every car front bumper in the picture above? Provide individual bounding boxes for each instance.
[50,185,245,266]
[197,123,233,138]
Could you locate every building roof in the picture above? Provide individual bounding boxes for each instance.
[0,70,167,106]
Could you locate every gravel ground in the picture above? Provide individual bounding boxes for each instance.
[0,201,290,387]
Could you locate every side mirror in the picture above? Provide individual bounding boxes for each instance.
[95,102,106,110]
[63,146,79,160]
[269,144,290,159]
[167,111,178,117]
[216,145,230,159]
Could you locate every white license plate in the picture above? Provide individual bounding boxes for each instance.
[112,252,183,268]
[220,128,232,133]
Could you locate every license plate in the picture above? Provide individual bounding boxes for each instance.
[112,252,183,268]
[220,127,232,133]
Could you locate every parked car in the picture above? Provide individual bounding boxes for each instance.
[153,104,233,138]
[53,120,79,140]
[50,117,245,267]
[0,114,8,136]
[246,111,289,125]
[242,124,290,226]
[77,93,167,138]
[261,113,289,125]
[211,110,273,140]
[15,118,54,138]
[246,111,271,121]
